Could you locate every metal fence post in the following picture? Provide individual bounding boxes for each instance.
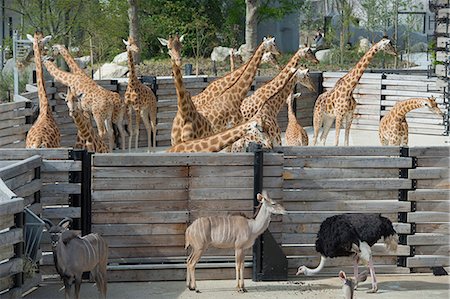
[251,143,263,281]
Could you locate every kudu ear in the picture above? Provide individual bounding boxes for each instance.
[123,39,129,46]
[26,34,34,42]
[338,271,347,282]
[179,34,185,43]
[58,217,73,229]
[261,189,269,199]
[158,37,168,46]
[43,35,52,44]
[256,193,263,202]
[42,218,54,230]
[58,92,67,100]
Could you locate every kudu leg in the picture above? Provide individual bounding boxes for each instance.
[63,277,72,299]
[235,249,247,292]
[74,276,82,299]
[186,248,205,292]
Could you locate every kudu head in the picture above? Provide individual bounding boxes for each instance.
[256,190,286,215]
[43,218,73,247]
[339,271,355,299]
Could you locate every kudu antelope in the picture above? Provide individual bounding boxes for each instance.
[43,218,108,299]
[185,190,286,293]
[339,270,368,299]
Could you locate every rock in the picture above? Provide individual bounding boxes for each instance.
[74,56,91,69]
[211,46,233,62]
[315,49,332,62]
[93,63,128,79]
[112,52,128,64]
[358,38,372,54]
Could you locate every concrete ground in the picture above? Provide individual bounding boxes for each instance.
[26,274,449,299]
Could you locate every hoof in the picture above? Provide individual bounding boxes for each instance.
[188,286,196,291]
[195,289,201,293]
[367,287,378,293]
[237,288,248,293]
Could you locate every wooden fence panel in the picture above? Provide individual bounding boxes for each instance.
[91,152,282,282]
[281,146,412,276]
[406,146,450,273]
[0,101,32,148]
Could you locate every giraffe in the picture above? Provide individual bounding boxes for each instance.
[42,57,127,151]
[241,63,316,146]
[285,93,308,146]
[157,34,184,67]
[230,127,272,152]
[123,37,157,151]
[229,48,243,72]
[59,89,110,153]
[51,44,88,77]
[166,117,264,153]
[25,31,61,148]
[379,97,444,146]
[170,59,215,145]
[312,38,397,146]
[196,37,285,132]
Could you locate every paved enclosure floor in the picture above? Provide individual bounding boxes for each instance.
[26,274,449,299]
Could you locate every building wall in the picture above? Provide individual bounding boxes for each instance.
[257,13,300,53]
[1,0,22,67]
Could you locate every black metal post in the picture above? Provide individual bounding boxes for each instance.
[81,151,92,236]
[14,210,24,288]
[251,143,264,281]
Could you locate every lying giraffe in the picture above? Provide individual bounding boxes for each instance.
[379,97,444,146]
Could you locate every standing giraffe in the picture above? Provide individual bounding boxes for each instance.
[170,59,215,145]
[285,93,308,146]
[379,97,443,146]
[25,31,61,148]
[59,89,109,153]
[197,37,282,132]
[312,38,397,146]
[123,37,157,150]
[43,57,127,151]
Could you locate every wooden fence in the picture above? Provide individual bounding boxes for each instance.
[0,101,32,148]
[91,152,283,281]
[323,72,448,135]
[0,149,84,279]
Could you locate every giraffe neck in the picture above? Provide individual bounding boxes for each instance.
[342,45,379,90]
[284,48,307,69]
[168,120,255,152]
[127,49,139,85]
[230,53,235,72]
[229,43,266,98]
[392,98,425,120]
[57,46,86,76]
[287,95,297,123]
[43,60,88,93]
[172,60,193,119]
[265,74,298,118]
[71,108,108,152]
[33,40,50,116]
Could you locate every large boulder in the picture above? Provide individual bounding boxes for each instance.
[112,52,128,65]
[93,63,128,79]
[315,49,332,63]
[74,56,91,69]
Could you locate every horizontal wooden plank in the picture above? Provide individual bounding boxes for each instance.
[42,207,81,219]
[41,160,81,172]
[92,177,188,190]
[283,168,398,180]
[409,167,449,179]
[406,255,449,268]
[283,200,411,213]
[0,149,70,159]
[0,228,23,247]
[104,235,185,247]
[92,189,188,201]
[284,212,397,224]
[414,245,449,255]
[407,233,449,245]
[92,200,187,212]
[283,189,399,201]
[284,178,412,190]
[92,223,187,236]
[0,198,23,217]
[92,211,189,224]
[409,146,450,157]
[408,189,450,201]
[407,212,449,223]
[415,223,449,234]
[0,155,42,180]
[0,258,22,278]
[283,157,412,168]
[278,146,401,156]
[92,166,188,178]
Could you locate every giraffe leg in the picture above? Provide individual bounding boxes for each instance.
[312,109,323,145]
[134,110,141,149]
[150,104,157,148]
[104,118,115,151]
[344,111,354,146]
[127,106,134,151]
[115,109,127,150]
[319,116,334,146]
[334,115,343,146]
[140,109,152,152]
[400,121,408,146]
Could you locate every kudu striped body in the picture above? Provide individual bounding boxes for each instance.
[185,191,286,293]
[44,218,108,299]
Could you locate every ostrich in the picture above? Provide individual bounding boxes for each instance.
[296,213,398,293]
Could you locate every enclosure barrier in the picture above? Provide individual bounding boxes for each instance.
[323,73,449,135]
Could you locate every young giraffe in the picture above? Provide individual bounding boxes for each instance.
[25,31,61,148]
[166,116,264,153]
[59,89,109,153]
[230,127,272,152]
[312,38,397,146]
[43,57,127,151]
[241,62,317,146]
[170,59,215,145]
[197,37,282,132]
[123,37,157,150]
[285,93,308,146]
[379,97,443,146]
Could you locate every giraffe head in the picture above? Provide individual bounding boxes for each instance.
[262,36,281,56]
[376,38,397,56]
[59,88,80,117]
[261,52,282,70]
[51,44,66,57]
[158,34,184,66]
[286,92,302,106]
[123,36,139,53]
[293,68,315,92]
[230,48,243,64]
[297,46,320,64]
[27,31,52,52]
[423,96,444,117]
